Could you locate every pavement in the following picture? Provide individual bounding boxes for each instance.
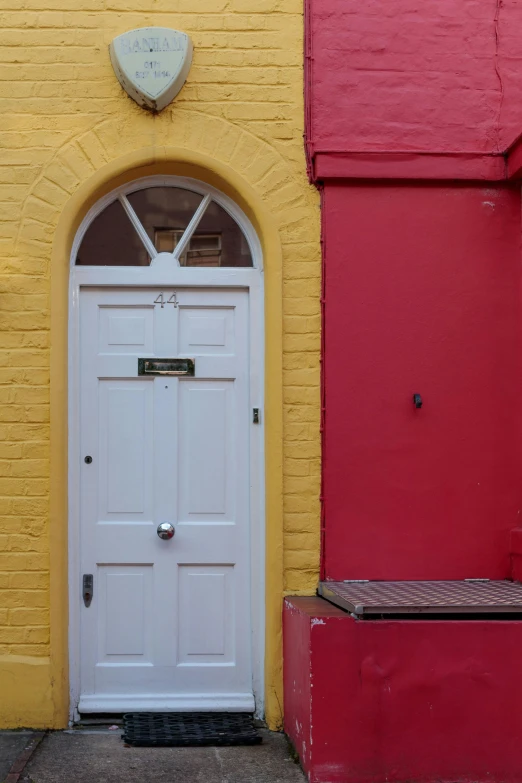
[0,733,34,782]
[1,728,306,783]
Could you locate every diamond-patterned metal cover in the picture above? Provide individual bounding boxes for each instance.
[319,580,522,616]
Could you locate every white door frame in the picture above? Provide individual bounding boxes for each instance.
[68,175,265,722]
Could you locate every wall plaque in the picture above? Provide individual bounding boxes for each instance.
[109,27,193,113]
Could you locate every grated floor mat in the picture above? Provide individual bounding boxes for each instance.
[122,712,263,747]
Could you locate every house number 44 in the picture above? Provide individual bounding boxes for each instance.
[154,292,178,308]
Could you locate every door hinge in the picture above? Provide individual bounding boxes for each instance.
[253,408,260,424]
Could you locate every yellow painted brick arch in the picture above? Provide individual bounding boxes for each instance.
[19,110,315,254]
[4,109,320,729]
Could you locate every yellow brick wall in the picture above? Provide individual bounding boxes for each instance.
[0,0,320,727]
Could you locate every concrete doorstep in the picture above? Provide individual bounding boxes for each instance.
[1,729,305,783]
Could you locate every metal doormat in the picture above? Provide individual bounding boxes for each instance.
[122,712,262,747]
[319,580,522,617]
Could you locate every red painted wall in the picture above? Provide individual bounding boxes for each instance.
[307,0,522,156]
[323,183,522,580]
[284,597,522,783]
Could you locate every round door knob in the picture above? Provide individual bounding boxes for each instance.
[157,522,175,540]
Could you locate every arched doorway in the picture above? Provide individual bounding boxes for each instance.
[68,176,264,716]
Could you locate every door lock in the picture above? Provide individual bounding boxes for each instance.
[83,574,93,607]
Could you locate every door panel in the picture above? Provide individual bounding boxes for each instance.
[100,383,153,517]
[178,307,235,354]
[78,287,253,712]
[178,383,234,521]
[98,305,154,353]
[177,565,235,664]
[98,566,153,662]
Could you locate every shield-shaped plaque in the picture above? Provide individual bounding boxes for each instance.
[110,27,193,113]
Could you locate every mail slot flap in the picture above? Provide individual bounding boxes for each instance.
[138,358,195,376]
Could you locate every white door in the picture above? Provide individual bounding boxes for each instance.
[78,286,253,712]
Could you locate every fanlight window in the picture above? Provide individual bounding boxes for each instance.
[76,185,254,267]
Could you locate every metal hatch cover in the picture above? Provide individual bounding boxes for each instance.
[318,580,522,617]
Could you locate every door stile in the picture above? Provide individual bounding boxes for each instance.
[78,293,100,698]
[153,372,179,669]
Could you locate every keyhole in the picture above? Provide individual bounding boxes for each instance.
[84,456,92,464]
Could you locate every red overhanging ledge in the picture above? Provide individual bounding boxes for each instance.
[307,130,522,183]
